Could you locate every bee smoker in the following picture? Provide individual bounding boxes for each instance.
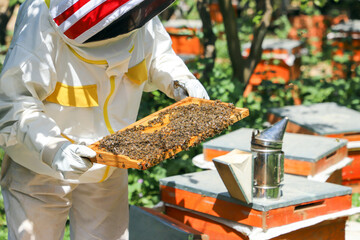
[251,117,288,199]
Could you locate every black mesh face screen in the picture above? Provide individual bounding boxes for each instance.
[85,0,175,43]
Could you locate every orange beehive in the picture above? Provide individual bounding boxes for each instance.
[268,102,360,191]
[328,20,360,78]
[202,128,348,184]
[242,39,303,101]
[164,20,204,56]
[160,170,352,239]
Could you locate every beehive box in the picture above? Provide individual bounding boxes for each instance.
[163,20,203,56]
[89,97,249,170]
[327,20,360,78]
[242,39,303,83]
[203,128,348,182]
[241,39,303,99]
[160,170,352,230]
[268,102,360,190]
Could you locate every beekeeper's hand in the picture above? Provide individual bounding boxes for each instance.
[50,142,95,180]
[173,79,209,101]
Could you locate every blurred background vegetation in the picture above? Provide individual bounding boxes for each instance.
[1,0,360,238]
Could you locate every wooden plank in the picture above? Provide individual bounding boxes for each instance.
[313,146,348,175]
[166,207,250,240]
[165,206,347,240]
[264,195,351,229]
[88,97,249,169]
[283,158,313,176]
[273,217,347,240]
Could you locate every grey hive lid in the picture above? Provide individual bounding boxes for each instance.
[163,19,202,30]
[242,38,303,53]
[269,102,360,135]
[331,20,360,33]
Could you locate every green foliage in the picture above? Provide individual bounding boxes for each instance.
[350,193,360,222]
[273,15,292,39]
[63,224,70,240]
[0,45,7,73]
[128,148,202,207]
[299,0,322,15]
[9,0,26,7]
[353,193,360,207]
[252,10,264,25]
[295,74,360,111]
[0,191,7,238]
[314,0,327,7]
[0,148,6,237]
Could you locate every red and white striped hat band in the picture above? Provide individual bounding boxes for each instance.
[49,0,175,43]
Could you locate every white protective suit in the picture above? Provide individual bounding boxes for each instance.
[0,0,209,239]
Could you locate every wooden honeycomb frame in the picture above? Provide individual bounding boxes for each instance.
[89,97,249,170]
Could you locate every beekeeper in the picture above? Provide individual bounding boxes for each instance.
[0,0,209,239]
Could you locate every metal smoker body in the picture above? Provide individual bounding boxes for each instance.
[251,118,288,199]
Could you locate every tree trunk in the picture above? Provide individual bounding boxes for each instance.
[218,0,273,85]
[196,0,217,83]
[244,0,273,85]
[217,0,243,81]
[0,1,15,46]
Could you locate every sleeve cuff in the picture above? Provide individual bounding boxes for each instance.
[41,137,69,166]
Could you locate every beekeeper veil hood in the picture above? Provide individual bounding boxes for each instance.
[47,0,175,45]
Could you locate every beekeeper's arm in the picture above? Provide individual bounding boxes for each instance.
[144,17,209,101]
[0,48,94,180]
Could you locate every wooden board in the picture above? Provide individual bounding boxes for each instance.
[165,206,347,240]
[89,97,249,170]
[166,207,248,240]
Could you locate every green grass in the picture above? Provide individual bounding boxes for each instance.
[350,193,360,222]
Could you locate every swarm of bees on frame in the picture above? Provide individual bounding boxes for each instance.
[98,100,243,170]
